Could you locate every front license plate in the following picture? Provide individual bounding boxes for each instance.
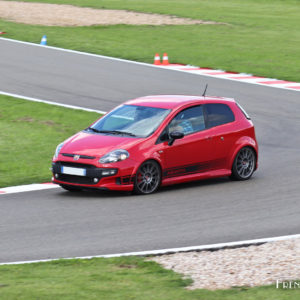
[61,166,86,176]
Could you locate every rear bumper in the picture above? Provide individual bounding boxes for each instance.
[51,161,135,191]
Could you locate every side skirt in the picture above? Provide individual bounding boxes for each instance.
[161,169,231,186]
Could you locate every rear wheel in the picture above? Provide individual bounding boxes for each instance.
[134,160,161,195]
[230,147,256,180]
[60,184,82,192]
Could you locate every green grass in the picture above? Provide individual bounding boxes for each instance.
[1,0,300,81]
[0,95,100,188]
[0,256,299,300]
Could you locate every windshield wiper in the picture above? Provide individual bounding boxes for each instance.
[87,127,102,133]
[102,130,137,137]
[87,128,136,137]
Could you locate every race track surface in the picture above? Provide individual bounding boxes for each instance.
[0,38,299,263]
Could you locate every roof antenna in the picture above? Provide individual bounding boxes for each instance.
[202,84,208,97]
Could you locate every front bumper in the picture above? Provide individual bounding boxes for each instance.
[51,161,134,191]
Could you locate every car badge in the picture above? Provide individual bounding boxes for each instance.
[73,155,80,161]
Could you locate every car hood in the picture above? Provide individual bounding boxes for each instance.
[61,131,143,157]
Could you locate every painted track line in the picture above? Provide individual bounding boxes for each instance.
[1,233,299,265]
[0,37,156,68]
[1,37,300,92]
[0,90,106,114]
[163,65,300,92]
[0,183,59,195]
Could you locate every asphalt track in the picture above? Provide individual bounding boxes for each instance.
[0,38,300,263]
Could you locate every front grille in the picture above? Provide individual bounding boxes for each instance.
[62,153,96,160]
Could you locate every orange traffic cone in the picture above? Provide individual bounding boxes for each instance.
[154,53,161,65]
[162,53,169,65]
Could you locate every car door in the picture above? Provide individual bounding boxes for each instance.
[157,105,215,179]
[203,103,236,169]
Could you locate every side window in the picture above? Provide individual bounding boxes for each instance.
[169,105,205,135]
[156,105,205,144]
[204,104,235,128]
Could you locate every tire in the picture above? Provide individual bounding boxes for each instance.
[230,147,256,181]
[133,160,161,195]
[60,184,83,192]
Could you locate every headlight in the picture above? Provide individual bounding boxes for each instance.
[99,149,129,164]
[54,143,64,158]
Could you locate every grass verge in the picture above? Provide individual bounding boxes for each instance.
[0,256,299,300]
[0,94,100,188]
[0,0,300,81]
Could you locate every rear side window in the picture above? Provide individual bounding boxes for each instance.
[204,103,235,128]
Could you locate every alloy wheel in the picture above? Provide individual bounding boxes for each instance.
[231,147,256,180]
[235,147,255,179]
[135,161,161,194]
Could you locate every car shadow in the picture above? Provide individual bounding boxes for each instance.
[56,176,235,199]
[159,176,231,194]
[57,187,132,199]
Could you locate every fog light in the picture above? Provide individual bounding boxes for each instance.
[55,173,59,178]
[93,178,99,183]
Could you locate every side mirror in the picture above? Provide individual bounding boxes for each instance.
[168,131,184,146]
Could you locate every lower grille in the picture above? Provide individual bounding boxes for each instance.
[58,174,95,185]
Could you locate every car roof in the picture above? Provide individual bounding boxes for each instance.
[125,95,236,109]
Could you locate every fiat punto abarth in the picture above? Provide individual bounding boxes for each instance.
[52,95,258,194]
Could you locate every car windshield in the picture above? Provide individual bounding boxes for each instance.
[89,105,171,138]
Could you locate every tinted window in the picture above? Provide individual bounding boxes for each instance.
[169,105,205,135]
[204,104,235,128]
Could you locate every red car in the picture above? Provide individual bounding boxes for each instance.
[52,95,258,194]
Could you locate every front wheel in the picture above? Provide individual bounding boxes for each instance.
[230,147,256,181]
[134,160,161,195]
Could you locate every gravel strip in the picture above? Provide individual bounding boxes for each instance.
[0,1,223,27]
[150,238,300,290]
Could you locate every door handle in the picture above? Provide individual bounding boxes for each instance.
[206,136,213,140]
